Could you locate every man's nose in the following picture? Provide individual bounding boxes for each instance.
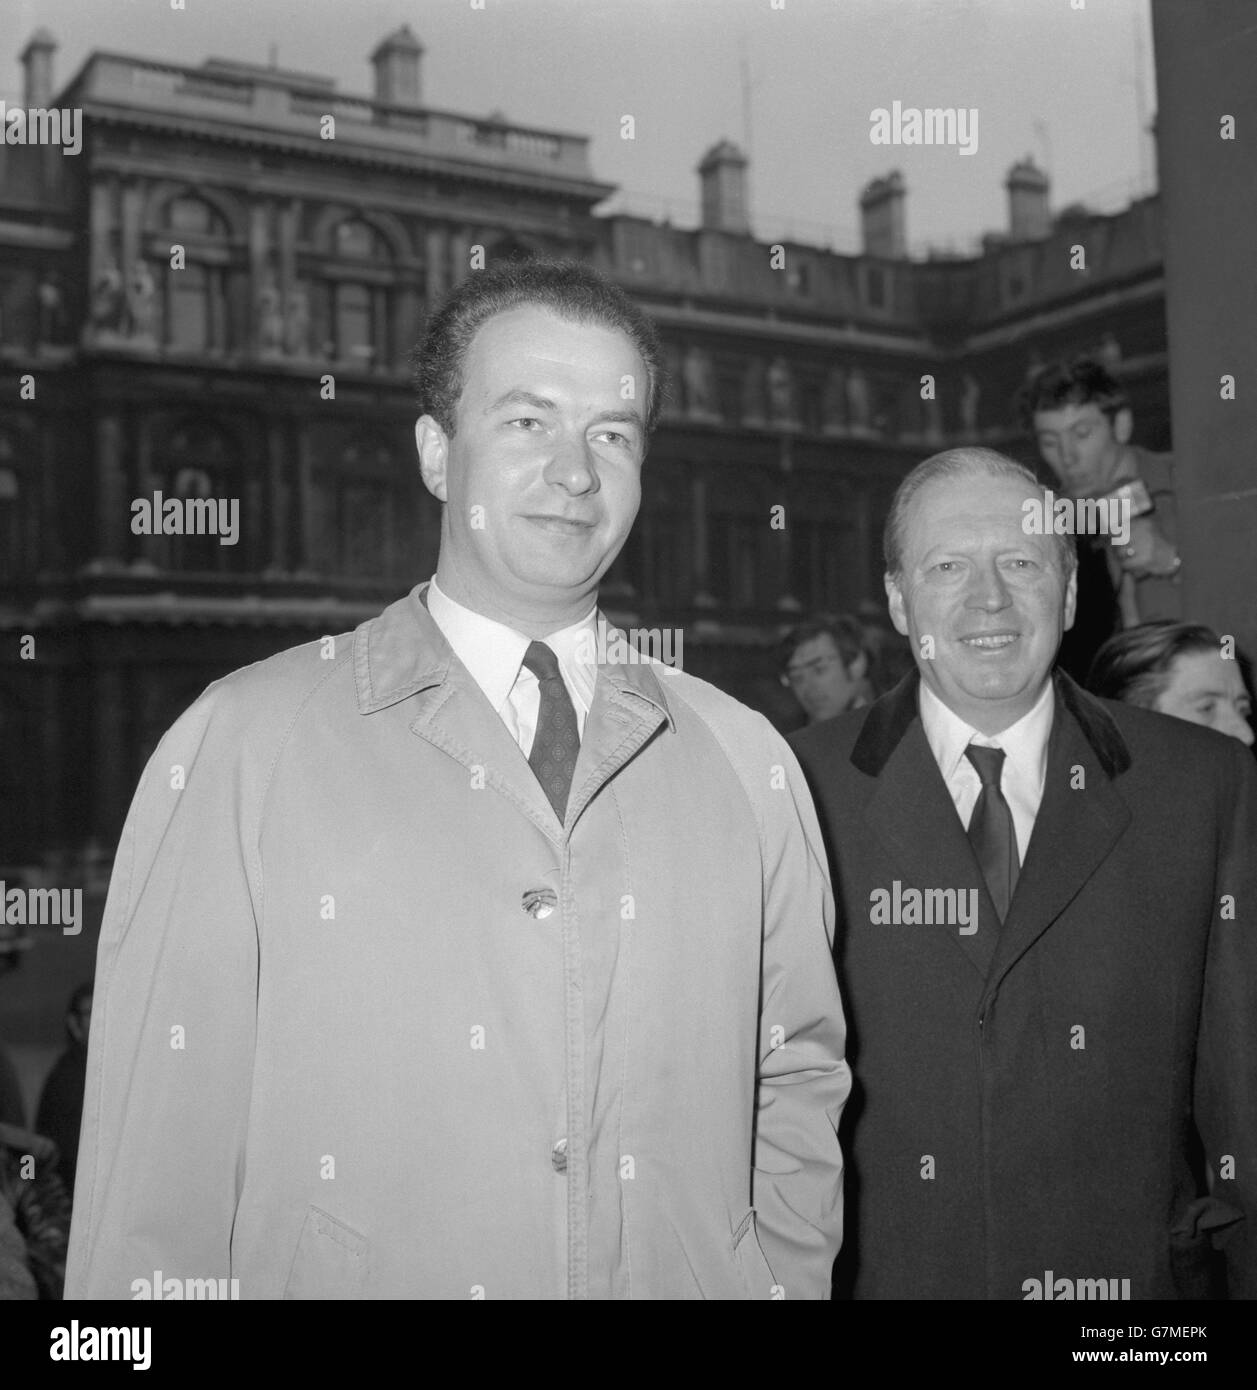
[1220,707,1256,746]
[543,433,600,494]
[966,563,1011,610]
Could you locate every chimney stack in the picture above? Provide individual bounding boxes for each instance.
[370,25,424,108]
[21,27,57,108]
[1006,156,1051,241]
[859,171,907,259]
[697,139,750,235]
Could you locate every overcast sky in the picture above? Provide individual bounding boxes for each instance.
[4,0,1158,255]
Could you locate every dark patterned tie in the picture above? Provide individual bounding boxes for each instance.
[964,745,1020,924]
[522,641,579,822]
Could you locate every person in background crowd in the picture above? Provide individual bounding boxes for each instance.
[856,600,916,699]
[780,614,873,725]
[1019,357,1180,681]
[0,1040,24,1130]
[36,983,93,1201]
[0,1192,37,1300]
[0,1121,71,1298]
[1088,620,1254,748]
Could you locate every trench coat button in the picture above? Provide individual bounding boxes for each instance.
[551,1138,568,1173]
[523,888,557,920]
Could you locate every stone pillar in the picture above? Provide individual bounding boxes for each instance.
[1152,0,1257,657]
[425,225,448,304]
[95,413,128,563]
[691,467,714,607]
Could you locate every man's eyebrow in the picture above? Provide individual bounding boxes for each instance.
[484,389,557,415]
[588,409,645,430]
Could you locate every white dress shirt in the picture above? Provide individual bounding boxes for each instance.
[425,576,597,756]
[918,678,1055,864]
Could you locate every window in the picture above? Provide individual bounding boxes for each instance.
[326,219,393,369]
[335,283,375,363]
[170,263,209,352]
[153,421,242,573]
[310,437,401,578]
[163,195,229,353]
[864,264,887,310]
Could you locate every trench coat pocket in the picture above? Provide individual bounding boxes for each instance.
[282,1205,369,1299]
[733,1208,779,1299]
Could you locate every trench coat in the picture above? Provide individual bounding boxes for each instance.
[791,669,1257,1299]
[66,584,850,1300]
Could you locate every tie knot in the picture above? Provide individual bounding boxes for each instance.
[965,743,1006,787]
[522,640,562,683]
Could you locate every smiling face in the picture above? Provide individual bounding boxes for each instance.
[1032,402,1131,498]
[886,469,1077,735]
[416,305,648,634]
[1155,649,1254,746]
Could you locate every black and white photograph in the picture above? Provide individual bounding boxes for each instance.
[0,0,1253,1356]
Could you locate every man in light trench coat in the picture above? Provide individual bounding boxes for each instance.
[67,259,850,1300]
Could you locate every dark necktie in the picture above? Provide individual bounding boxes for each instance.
[522,640,579,822]
[964,745,1020,923]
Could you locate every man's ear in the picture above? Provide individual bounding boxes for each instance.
[1112,407,1134,446]
[884,572,910,638]
[849,650,870,681]
[416,416,449,502]
[1063,561,1078,633]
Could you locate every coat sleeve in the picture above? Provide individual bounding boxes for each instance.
[1194,744,1257,1298]
[65,682,262,1299]
[749,726,850,1300]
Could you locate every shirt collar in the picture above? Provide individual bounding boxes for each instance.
[918,677,1055,790]
[425,575,598,715]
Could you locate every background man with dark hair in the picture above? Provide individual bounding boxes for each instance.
[35,983,92,1203]
[792,446,1256,1300]
[1020,357,1181,680]
[68,260,848,1301]
[779,614,873,726]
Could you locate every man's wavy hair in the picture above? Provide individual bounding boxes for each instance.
[410,258,666,438]
[1016,356,1129,433]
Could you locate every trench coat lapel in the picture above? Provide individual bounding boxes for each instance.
[352,586,670,844]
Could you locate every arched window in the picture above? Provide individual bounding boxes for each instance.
[310,434,401,579]
[0,431,25,580]
[163,195,230,354]
[328,219,392,368]
[153,420,242,574]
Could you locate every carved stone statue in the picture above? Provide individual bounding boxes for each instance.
[283,283,311,357]
[127,261,158,341]
[91,263,126,334]
[682,346,716,418]
[741,357,767,426]
[37,273,65,346]
[767,357,795,425]
[822,366,848,433]
[846,367,871,432]
[922,388,944,444]
[960,371,981,436]
[257,275,284,354]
